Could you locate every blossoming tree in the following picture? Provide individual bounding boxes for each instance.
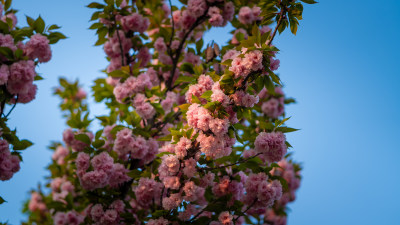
[20,0,315,224]
[0,0,64,204]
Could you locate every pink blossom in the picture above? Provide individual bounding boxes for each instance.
[135,178,162,208]
[2,13,17,27]
[155,37,167,52]
[52,145,69,165]
[175,137,191,159]
[238,6,254,25]
[7,60,35,95]
[183,158,197,177]
[104,30,131,58]
[163,176,180,189]
[162,193,182,210]
[187,0,207,18]
[159,154,180,178]
[90,204,104,221]
[222,50,240,62]
[262,98,284,118]
[0,34,16,51]
[270,58,280,71]
[91,152,114,173]
[137,47,151,67]
[209,118,229,136]
[114,128,134,159]
[181,10,196,29]
[219,211,233,225]
[183,51,201,65]
[208,7,224,27]
[148,217,170,225]
[12,83,37,104]
[0,64,9,85]
[133,94,156,119]
[25,34,52,62]
[231,28,248,45]
[121,13,149,33]
[254,132,287,163]
[223,2,235,22]
[80,170,109,190]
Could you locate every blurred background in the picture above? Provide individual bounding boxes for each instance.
[1,0,400,224]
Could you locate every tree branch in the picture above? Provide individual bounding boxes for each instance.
[166,12,209,91]
[267,6,287,46]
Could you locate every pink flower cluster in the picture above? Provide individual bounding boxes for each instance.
[211,82,230,107]
[259,87,285,118]
[104,30,132,72]
[25,34,52,63]
[185,75,214,103]
[51,177,75,203]
[148,217,170,225]
[229,50,263,79]
[187,0,207,18]
[183,51,201,66]
[271,160,301,206]
[161,91,178,113]
[113,128,158,163]
[88,200,125,225]
[208,7,224,27]
[28,192,47,213]
[232,90,259,108]
[244,172,282,209]
[76,152,130,190]
[113,72,153,103]
[134,177,162,209]
[52,145,69,165]
[0,139,20,181]
[238,6,262,25]
[63,129,94,152]
[0,30,52,103]
[231,28,248,45]
[254,132,287,163]
[121,13,149,33]
[53,210,84,225]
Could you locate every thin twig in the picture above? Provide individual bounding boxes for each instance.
[166,12,209,91]
[267,5,287,46]
[233,198,257,223]
[168,0,175,51]
[5,95,18,118]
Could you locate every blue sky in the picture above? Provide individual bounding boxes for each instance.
[1,0,400,224]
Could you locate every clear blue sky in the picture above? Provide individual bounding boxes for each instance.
[1,0,400,224]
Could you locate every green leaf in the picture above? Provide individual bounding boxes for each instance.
[4,0,11,11]
[127,169,142,179]
[74,134,91,144]
[180,63,195,74]
[48,24,61,30]
[26,16,35,27]
[87,2,105,9]
[92,139,105,148]
[34,75,44,81]
[196,38,204,54]
[0,47,13,59]
[176,74,195,83]
[13,139,33,150]
[200,90,212,101]
[0,196,6,204]
[264,75,275,94]
[275,126,299,133]
[150,103,164,115]
[300,0,318,4]
[34,16,45,33]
